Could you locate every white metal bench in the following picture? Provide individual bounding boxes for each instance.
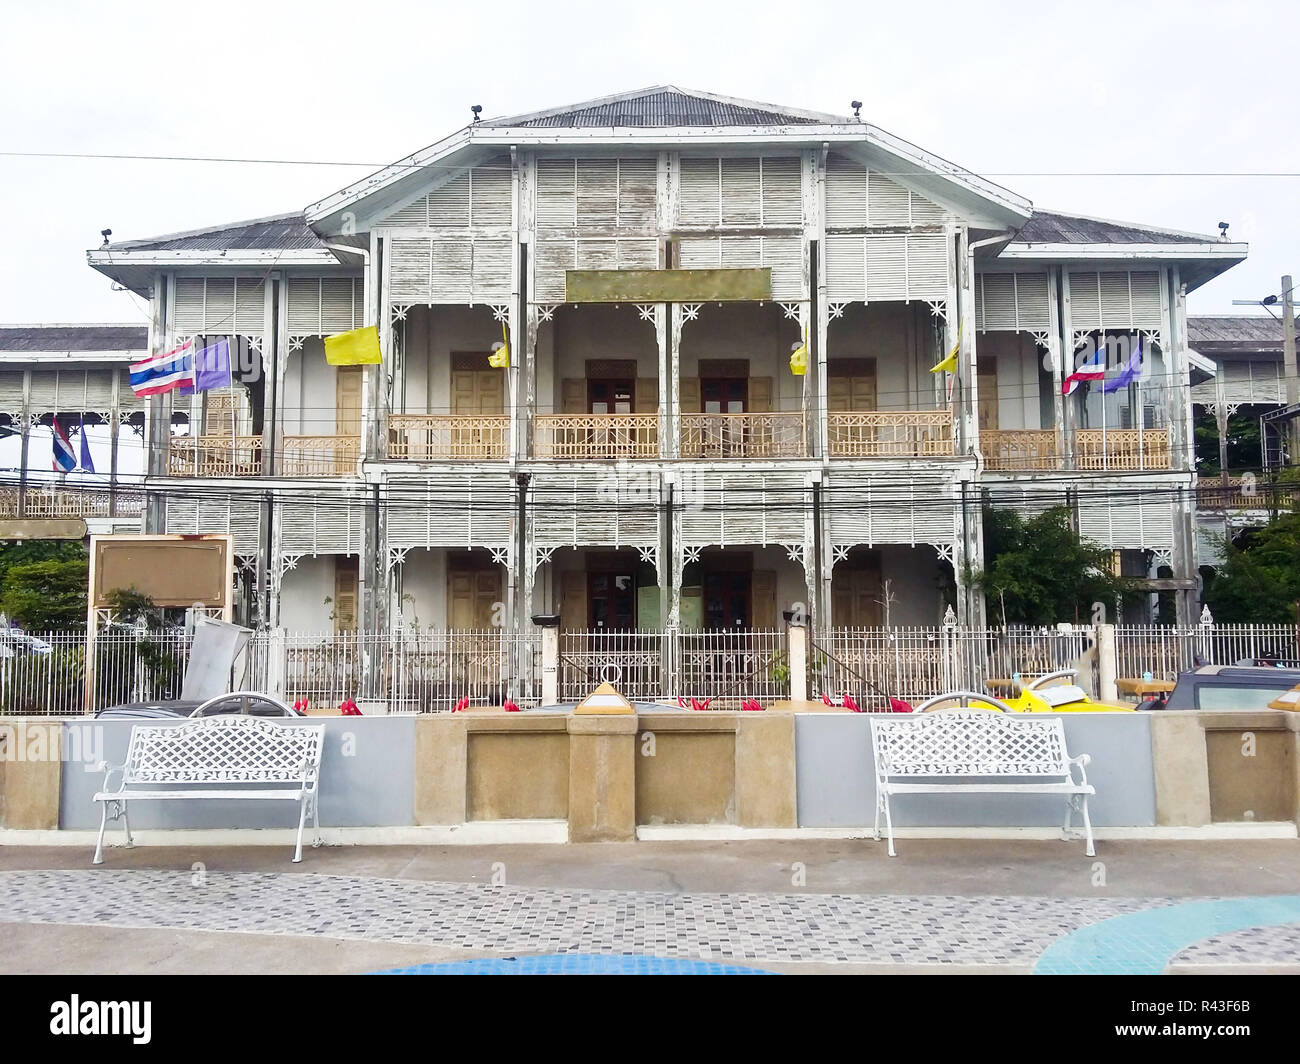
[93,715,327,865]
[869,708,1095,857]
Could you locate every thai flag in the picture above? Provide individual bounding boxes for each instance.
[1061,348,1107,396]
[51,417,76,473]
[129,340,194,398]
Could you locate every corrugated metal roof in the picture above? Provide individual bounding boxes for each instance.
[484,87,832,128]
[0,325,148,352]
[1187,315,1296,353]
[115,213,327,252]
[1017,210,1212,245]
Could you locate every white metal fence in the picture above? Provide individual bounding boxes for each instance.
[1116,624,1300,680]
[810,626,1096,707]
[0,628,192,716]
[4,622,1298,716]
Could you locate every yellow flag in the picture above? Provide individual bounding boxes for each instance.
[789,341,807,376]
[488,342,510,368]
[324,325,382,366]
[929,324,961,374]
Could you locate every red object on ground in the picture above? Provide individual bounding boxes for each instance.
[451,697,469,713]
[503,700,521,712]
[842,694,861,712]
[339,697,362,716]
[689,697,711,711]
[821,692,834,706]
[741,699,763,711]
[888,697,914,714]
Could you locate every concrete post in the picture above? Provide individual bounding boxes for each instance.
[788,619,808,703]
[1096,623,1118,702]
[265,627,287,701]
[540,623,559,707]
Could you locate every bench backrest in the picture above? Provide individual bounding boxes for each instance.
[870,709,1071,779]
[123,716,326,786]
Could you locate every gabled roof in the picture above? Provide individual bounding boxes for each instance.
[0,324,148,360]
[1187,315,1297,357]
[1017,210,1215,246]
[481,85,845,128]
[107,212,329,252]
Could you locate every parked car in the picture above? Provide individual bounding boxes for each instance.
[0,630,53,658]
[1141,665,1300,712]
[95,691,298,720]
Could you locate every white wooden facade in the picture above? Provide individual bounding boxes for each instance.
[76,87,1251,631]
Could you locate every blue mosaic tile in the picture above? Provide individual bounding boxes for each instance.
[371,954,773,975]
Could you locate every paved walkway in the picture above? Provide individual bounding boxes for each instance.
[3,841,1300,974]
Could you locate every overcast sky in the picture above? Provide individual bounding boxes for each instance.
[1,0,1295,327]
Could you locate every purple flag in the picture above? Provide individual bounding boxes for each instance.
[78,415,96,474]
[1102,340,1142,394]
[193,338,233,393]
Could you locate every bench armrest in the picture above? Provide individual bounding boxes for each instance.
[1067,753,1091,787]
[97,760,129,794]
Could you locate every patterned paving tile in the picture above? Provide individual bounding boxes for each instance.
[0,869,1165,965]
[1174,921,1300,965]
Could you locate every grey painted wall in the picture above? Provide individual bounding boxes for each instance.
[60,717,416,830]
[795,712,1156,828]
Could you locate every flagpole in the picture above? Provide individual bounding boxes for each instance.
[1136,340,1144,471]
[228,338,237,474]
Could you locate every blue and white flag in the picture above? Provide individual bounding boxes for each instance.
[78,415,96,473]
[1101,339,1143,394]
[51,417,76,473]
[129,339,194,397]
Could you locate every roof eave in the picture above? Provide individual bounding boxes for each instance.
[1000,241,1248,259]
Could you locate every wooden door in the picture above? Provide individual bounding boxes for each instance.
[679,378,701,413]
[336,366,363,436]
[452,367,505,415]
[752,570,777,629]
[635,379,658,414]
[448,564,501,629]
[831,552,883,626]
[333,556,359,633]
[748,377,774,413]
[561,379,586,414]
[560,570,586,632]
[977,360,999,432]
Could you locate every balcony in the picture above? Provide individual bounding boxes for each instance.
[280,435,360,476]
[680,412,806,459]
[168,435,262,477]
[387,415,510,460]
[827,411,953,458]
[1075,429,1171,471]
[535,414,658,460]
[982,430,1058,471]
[0,486,145,518]
[982,428,1172,472]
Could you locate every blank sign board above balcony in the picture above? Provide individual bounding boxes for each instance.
[564,268,772,303]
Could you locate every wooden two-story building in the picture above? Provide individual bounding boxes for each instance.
[80,86,1248,634]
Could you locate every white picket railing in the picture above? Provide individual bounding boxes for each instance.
[674,628,787,706]
[1115,624,1300,680]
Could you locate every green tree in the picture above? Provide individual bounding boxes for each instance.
[1203,511,1300,623]
[0,539,86,587]
[972,506,1137,626]
[0,557,89,629]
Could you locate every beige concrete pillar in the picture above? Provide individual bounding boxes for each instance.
[1150,712,1211,827]
[566,714,637,842]
[736,713,797,828]
[413,715,468,825]
[788,620,808,703]
[0,721,63,830]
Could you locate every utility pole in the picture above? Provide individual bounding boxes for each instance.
[1284,274,1298,465]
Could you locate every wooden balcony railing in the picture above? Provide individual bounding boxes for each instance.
[167,435,263,477]
[1196,477,1298,510]
[982,429,1058,471]
[680,412,806,459]
[1075,429,1171,471]
[0,486,145,518]
[827,410,953,458]
[387,415,510,460]
[535,414,659,459]
[280,435,360,476]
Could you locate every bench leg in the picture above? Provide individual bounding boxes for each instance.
[1063,794,1074,840]
[311,795,322,848]
[882,793,897,858]
[873,791,881,842]
[93,802,108,866]
[1080,794,1096,858]
[293,799,308,863]
[120,801,134,849]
